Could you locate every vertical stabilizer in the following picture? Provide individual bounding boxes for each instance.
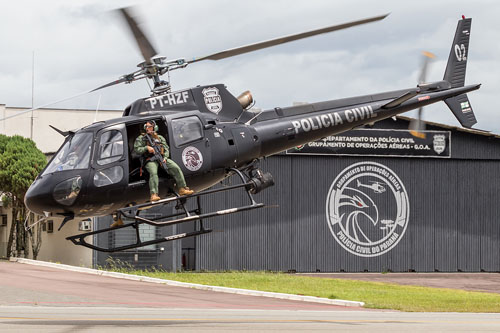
[443,17,471,88]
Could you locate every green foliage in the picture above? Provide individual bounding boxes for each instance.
[0,134,8,155]
[106,270,500,312]
[103,257,166,273]
[0,135,46,258]
[1,193,11,208]
[104,257,135,272]
[0,135,47,202]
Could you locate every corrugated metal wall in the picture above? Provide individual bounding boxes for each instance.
[93,118,500,272]
[197,125,500,272]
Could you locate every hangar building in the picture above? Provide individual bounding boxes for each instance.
[95,115,500,273]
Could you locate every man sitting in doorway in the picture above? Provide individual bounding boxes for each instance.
[134,120,194,201]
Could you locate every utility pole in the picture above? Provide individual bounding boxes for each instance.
[30,51,34,140]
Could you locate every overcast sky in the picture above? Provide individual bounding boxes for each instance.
[0,0,499,131]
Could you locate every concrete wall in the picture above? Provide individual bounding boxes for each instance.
[0,104,122,153]
[0,104,122,265]
[35,217,93,267]
[0,205,93,267]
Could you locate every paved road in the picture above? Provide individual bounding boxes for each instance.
[0,261,350,310]
[1,306,500,332]
[1,261,500,332]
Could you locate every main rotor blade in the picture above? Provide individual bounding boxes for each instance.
[187,13,389,63]
[90,78,129,93]
[0,90,95,122]
[89,72,140,93]
[118,7,158,63]
[0,74,143,122]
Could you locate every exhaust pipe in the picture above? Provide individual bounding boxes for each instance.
[237,90,253,109]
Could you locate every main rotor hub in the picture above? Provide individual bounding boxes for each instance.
[133,55,189,95]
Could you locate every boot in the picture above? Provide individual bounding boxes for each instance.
[150,193,161,202]
[110,217,124,228]
[179,187,194,196]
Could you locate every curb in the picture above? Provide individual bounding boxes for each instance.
[10,257,364,307]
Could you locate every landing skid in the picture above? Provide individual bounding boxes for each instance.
[66,168,272,252]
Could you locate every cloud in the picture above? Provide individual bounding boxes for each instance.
[0,0,498,131]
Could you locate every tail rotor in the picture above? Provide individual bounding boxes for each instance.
[409,51,436,139]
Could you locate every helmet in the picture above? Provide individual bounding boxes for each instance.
[144,120,159,132]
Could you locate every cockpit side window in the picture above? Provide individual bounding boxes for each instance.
[97,130,124,165]
[171,116,203,147]
[42,132,93,175]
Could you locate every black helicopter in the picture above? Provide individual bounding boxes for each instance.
[6,9,479,252]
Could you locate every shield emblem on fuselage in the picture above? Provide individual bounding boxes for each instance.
[202,87,223,114]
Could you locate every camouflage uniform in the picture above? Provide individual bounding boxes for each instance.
[134,133,187,194]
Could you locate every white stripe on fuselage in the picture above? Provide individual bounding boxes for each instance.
[291,105,376,134]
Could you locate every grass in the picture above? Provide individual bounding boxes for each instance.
[103,262,500,312]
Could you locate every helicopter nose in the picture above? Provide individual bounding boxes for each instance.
[25,178,50,216]
[25,174,83,216]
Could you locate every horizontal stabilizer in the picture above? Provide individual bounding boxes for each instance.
[444,93,477,128]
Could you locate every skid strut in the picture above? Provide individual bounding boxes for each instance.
[66,168,271,252]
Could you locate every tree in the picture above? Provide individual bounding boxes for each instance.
[0,134,8,152]
[0,135,47,258]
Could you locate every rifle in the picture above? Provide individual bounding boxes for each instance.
[144,133,168,171]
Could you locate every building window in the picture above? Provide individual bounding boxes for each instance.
[0,214,7,226]
[46,220,53,233]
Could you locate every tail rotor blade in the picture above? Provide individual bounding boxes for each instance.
[418,51,436,84]
[409,106,426,139]
[410,51,436,138]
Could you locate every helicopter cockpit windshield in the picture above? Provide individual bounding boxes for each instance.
[43,132,93,175]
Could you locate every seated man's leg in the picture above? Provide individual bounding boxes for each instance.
[165,159,193,195]
[145,161,160,200]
